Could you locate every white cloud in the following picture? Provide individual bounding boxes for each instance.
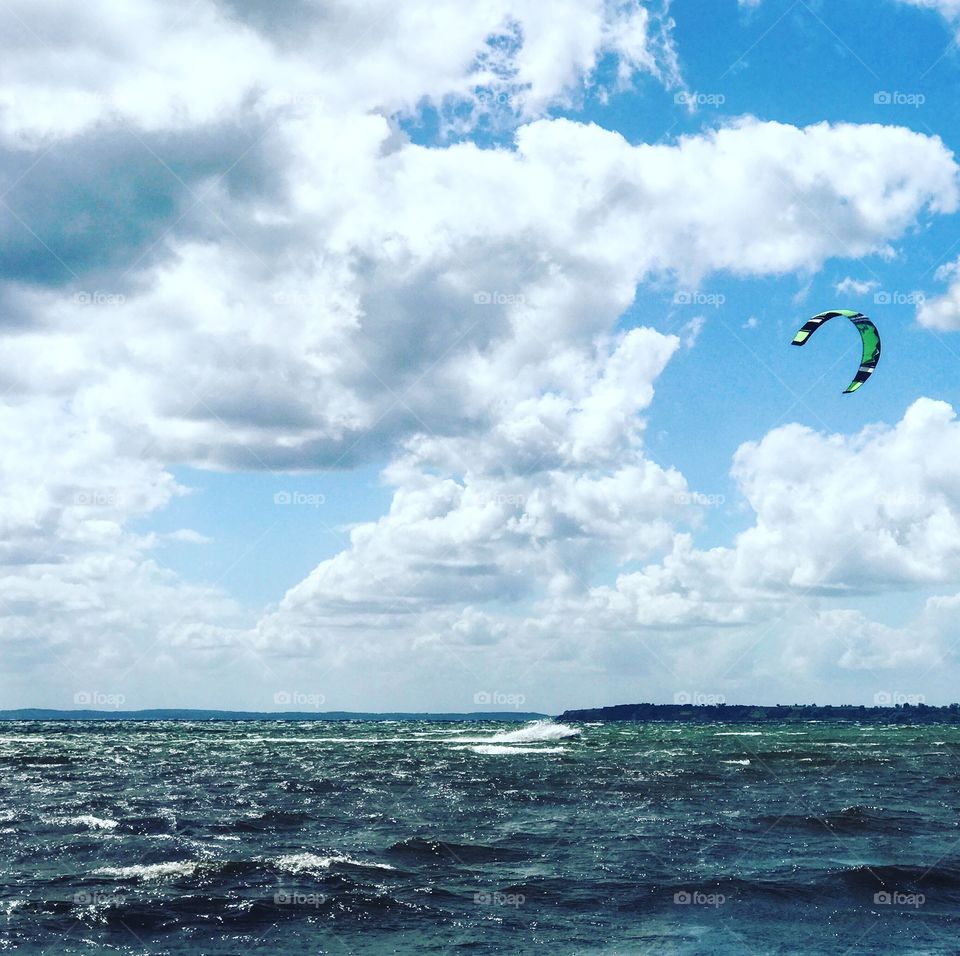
[2,0,960,709]
[4,115,953,473]
[586,399,960,634]
[917,255,960,329]
[898,0,960,21]
[782,609,942,675]
[834,276,879,297]
[0,0,681,143]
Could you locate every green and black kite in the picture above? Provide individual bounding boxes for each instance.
[791,309,881,394]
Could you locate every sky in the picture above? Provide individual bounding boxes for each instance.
[3,0,960,714]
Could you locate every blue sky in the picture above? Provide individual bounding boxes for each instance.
[4,0,960,712]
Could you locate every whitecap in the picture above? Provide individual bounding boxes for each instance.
[449,720,580,745]
[60,815,118,831]
[275,852,394,873]
[93,861,198,880]
[458,745,567,755]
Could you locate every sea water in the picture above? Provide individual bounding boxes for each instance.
[2,719,958,954]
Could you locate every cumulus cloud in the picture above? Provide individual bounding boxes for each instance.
[568,399,960,663]
[0,0,681,143]
[2,0,960,709]
[3,115,954,474]
[834,276,879,297]
[916,256,960,329]
[898,0,960,21]
[240,395,960,705]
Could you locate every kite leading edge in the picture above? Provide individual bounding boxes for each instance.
[791,309,881,394]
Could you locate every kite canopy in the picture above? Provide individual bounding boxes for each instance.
[791,309,881,394]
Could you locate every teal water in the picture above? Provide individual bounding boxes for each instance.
[2,719,958,954]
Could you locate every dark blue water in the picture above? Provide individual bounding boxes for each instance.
[2,719,959,954]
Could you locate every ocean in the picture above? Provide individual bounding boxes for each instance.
[2,718,958,954]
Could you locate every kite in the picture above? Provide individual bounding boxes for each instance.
[791,309,881,394]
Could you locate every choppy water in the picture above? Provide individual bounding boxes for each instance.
[2,719,959,954]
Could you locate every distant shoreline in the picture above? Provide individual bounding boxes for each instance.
[2,702,959,723]
[559,702,960,724]
[0,708,549,722]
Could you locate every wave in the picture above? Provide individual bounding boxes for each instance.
[91,850,398,884]
[386,838,528,864]
[274,852,395,874]
[834,862,960,892]
[93,861,201,880]
[756,805,928,836]
[453,744,567,755]
[60,814,119,831]
[227,809,312,832]
[444,720,580,748]
[488,721,580,744]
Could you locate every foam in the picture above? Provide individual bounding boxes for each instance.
[93,861,198,880]
[275,852,395,873]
